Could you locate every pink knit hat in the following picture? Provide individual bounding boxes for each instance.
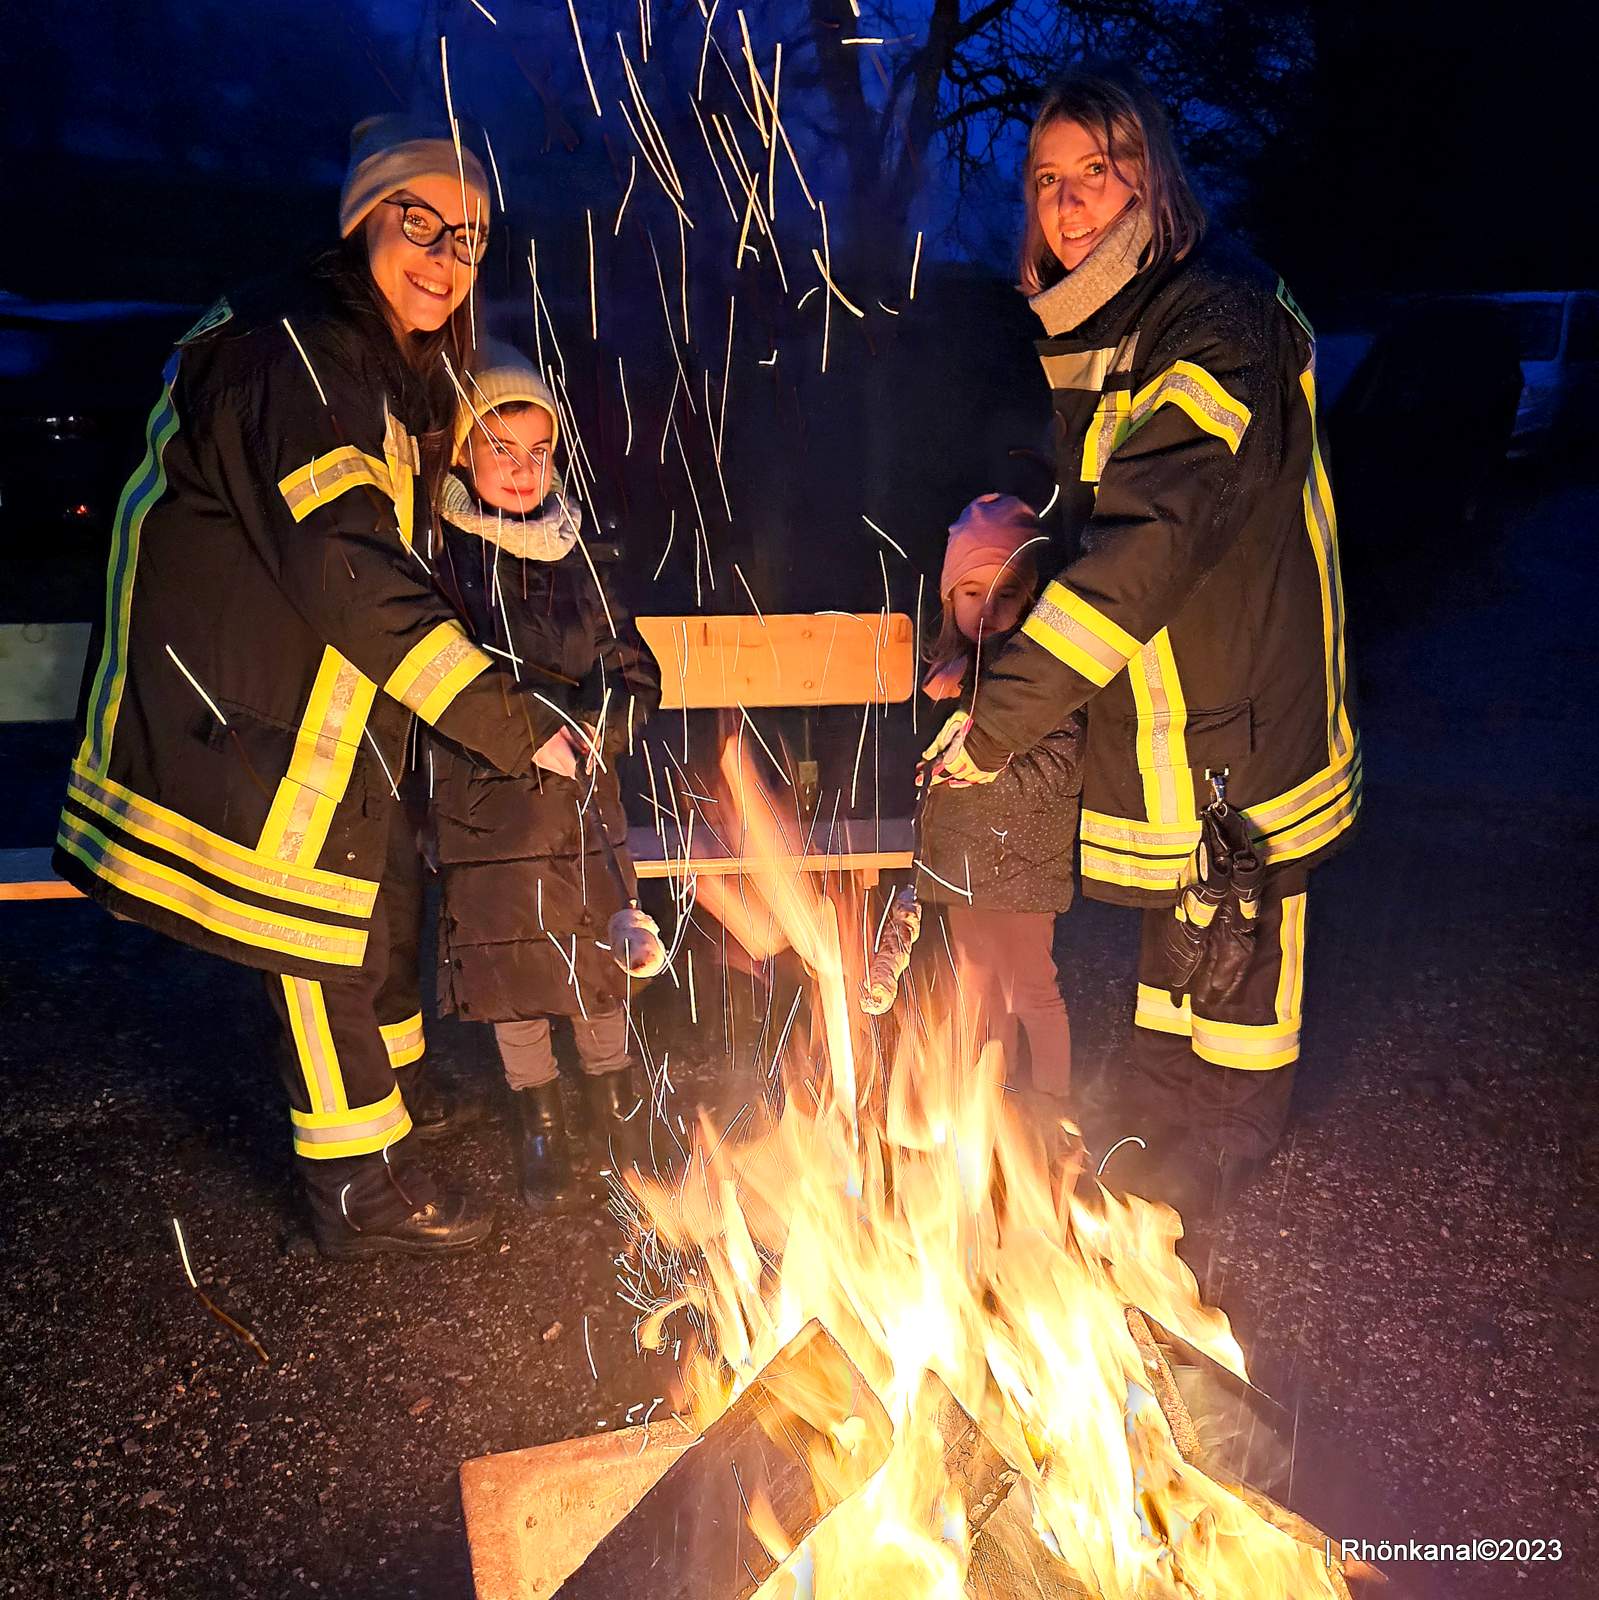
[940,493,1042,597]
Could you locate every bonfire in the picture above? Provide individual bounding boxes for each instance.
[602,736,1359,1600]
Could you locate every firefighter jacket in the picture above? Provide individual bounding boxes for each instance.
[54,268,563,977]
[429,501,663,1021]
[961,234,1359,907]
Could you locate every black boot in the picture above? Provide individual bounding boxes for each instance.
[314,1188,493,1261]
[513,1082,593,1214]
[396,1061,455,1139]
[579,1067,650,1181]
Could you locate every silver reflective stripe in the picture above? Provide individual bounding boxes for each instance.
[293,1095,410,1147]
[1040,346,1121,391]
[285,976,340,1114]
[1026,591,1128,679]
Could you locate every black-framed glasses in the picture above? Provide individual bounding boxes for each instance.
[381,196,489,266]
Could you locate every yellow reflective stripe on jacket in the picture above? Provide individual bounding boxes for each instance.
[281,975,348,1114]
[1080,389,1132,483]
[1135,982,1191,1036]
[382,621,495,724]
[289,1084,411,1160]
[1080,843,1187,894]
[1081,810,1201,855]
[257,648,378,868]
[68,761,378,918]
[381,405,419,550]
[277,447,391,523]
[1244,739,1362,865]
[1130,360,1252,454]
[1081,360,1252,487]
[79,370,182,775]
[379,1011,426,1069]
[1299,367,1356,764]
[1257,772,1362,865]
[1022,579,1141,687]
[1128,628,1196,825]
[58,811,367,966]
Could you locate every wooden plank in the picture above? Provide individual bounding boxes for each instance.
[966,1492,1098,1600]
[637,613,914,709]
[921,1371,1018,1538]
[553,1320,894,1600]
[0,849,80,901]
[460,1424,696,1600]
[627,820,912,880]
[1,828,919,901]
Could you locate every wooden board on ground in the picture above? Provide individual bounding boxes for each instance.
[637,613,914,709]
[460,1423,695,1600]
[553,1320,894,1600]
[0,849,79,902]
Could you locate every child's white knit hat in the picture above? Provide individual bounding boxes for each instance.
[452,338,560,462]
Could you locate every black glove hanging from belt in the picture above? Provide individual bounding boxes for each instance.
[1156,770,1264,1010]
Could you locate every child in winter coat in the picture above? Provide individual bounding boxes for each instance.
[917,494,1084,1108]
[428,339,664,1212]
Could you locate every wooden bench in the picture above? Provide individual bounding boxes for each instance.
[2,613,916,902]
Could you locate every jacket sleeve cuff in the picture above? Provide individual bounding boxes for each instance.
[961,721,1011,775]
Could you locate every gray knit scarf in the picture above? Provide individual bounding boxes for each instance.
[439,471,581,561]
[1027,205,1154,337]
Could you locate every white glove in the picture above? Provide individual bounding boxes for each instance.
[608,908,666,978]
[919,711,1002,787]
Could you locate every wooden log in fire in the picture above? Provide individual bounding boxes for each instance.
[553,1319,893,1600]
[921,1371,1020,1538]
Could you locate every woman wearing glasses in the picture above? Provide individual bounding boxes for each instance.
[57,115,569,1259]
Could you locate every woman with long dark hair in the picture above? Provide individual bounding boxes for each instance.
[924,66,1359,1221]
[57,116,572,1259]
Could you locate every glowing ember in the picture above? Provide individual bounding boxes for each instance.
[623,736,1350,1598]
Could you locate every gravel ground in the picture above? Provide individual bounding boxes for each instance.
[2,473,1594,1599]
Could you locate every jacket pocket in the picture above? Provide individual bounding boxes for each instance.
[1130,698,1253,772]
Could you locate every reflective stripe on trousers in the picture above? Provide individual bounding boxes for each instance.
[1134,887,1308,1070]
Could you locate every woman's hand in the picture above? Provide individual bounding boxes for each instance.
[918,711,1003,788]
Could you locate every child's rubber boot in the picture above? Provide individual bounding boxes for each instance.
[580,1066,651,1184]
[512,1083,593,1214]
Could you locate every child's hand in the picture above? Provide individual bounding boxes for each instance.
[533,723,604,778]
[608,908,666,977]
[533,726,582,777]
[919,711,1002,787]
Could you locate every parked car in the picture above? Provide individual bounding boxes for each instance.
[1475,291,1599,456]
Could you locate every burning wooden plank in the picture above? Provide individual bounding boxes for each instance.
[553,1319,893,1599]
[921,1370,1019,1539]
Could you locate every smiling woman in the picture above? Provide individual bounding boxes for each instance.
[53,113,571,1262]
[363,180,488,335]
[920,63,1360,1223]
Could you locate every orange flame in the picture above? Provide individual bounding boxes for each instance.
[627,736,1344,1598]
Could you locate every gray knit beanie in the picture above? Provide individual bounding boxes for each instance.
[338,113,490,239]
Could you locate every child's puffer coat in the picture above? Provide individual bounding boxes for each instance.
[429,506,660,1021]
[919,658,1084,915]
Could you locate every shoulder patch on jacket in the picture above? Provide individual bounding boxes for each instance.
[179,297,234,345]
